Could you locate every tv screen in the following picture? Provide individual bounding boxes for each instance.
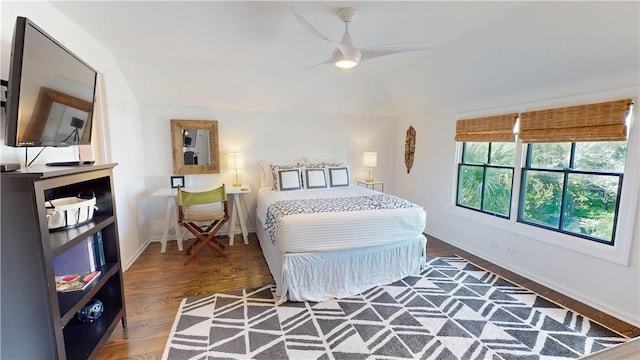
[5,16,97,147]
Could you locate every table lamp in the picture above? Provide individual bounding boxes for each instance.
[228,152,244,187]
[363,152,377,183]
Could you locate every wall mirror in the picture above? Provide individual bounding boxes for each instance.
[170,119,220,174]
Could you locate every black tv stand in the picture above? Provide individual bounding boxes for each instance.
[46,160,95,167]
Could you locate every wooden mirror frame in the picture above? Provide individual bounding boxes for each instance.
[170,119,220,174]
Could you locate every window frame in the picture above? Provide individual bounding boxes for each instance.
[517,142,625,245]
[449,93,638,266]
[455,142,515,219]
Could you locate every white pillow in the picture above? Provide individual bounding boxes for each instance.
[278,169,303,191]
[303,168,328,190]
[259,160,272,188]
[270,163,300,191]
[328,166,350,187]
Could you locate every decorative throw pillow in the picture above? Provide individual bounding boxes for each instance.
[328,166,350,187]
[301,161,343,170]
[303,168,328,190]
[270,164,300,191]
[278,169,303,191]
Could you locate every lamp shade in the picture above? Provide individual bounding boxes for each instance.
[228,152,244,170]
[363,152,377,167]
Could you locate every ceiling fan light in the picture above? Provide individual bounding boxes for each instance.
[334,59,358,69]
[332,48,360,69]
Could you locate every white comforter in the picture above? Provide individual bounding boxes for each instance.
[256,186,426,253]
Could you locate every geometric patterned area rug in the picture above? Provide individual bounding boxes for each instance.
[162,256,628,359]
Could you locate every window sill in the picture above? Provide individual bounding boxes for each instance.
[448,205,632,266]
[510,221,630,265]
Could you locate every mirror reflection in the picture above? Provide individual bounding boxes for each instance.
[181,128,211,165]
[171,119,219,174]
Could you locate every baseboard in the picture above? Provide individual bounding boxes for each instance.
[122,239,151,272]
[424,229,640,329]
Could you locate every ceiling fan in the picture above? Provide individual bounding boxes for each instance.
[291,6,434,70]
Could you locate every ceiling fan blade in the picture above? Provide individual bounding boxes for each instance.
[360,43,435,62]
[291,7,343,48]
[306,59,333,70]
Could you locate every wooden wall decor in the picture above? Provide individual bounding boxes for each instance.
[170,119,220,174]
[405,126,416,173]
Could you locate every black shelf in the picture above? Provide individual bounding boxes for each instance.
[1,164,126,359]
[63,305,125,360]
[49,216,114,256]
[58,262,119,325]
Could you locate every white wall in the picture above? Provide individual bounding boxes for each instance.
[388,31,640,328]
[403,90,639,327]
[139,105,398,242]
[0,2,145,270]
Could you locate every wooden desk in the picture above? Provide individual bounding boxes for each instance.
[151,185,252,252]
[150,187,183,253]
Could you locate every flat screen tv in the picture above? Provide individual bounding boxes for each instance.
[4,16,97,147]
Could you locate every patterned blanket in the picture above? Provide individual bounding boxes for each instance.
[265,193,420,243]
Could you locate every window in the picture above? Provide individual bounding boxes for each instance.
[457,142,516,218]
[453,99,635,263]
[454,113,518,218]
[516,99,632,245]
[519,141,626,244]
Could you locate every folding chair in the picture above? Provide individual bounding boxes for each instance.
[177,184,229,265]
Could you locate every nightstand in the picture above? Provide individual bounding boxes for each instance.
[357,181,384,192]
[226,185,252,246]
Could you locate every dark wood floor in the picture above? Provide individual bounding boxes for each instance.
[97,233,640,359]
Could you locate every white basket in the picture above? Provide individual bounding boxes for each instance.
[46,196,97,230]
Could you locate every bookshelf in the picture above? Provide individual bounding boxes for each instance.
[1,164,126,359]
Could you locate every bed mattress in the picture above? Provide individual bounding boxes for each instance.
[256,186,426,253]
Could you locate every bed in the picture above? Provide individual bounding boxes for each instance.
[256,161,427,302]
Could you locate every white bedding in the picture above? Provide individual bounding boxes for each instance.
[257,224,427,302]
[256,186,426,253]
[255,185,428,302]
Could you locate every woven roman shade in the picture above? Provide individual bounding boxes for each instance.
[455,113,518,142]
[519,99,632,143]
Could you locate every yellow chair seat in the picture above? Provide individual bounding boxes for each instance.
[183,203,226,222]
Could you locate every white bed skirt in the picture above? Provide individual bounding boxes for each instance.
[257,221,427,302]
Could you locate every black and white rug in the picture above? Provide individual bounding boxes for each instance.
[163,256,628,359]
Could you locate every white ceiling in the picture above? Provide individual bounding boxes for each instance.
[50,1,639,116]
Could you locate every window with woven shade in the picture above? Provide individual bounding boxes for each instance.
[455,113,518,218]
[518,99,633,244]
[455,113,518,142]
[519,99,632,143]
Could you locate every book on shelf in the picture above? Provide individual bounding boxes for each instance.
[55,270,101,292]
[52,237,96,275]
[93,231,106,267]
[87,236,96,270]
